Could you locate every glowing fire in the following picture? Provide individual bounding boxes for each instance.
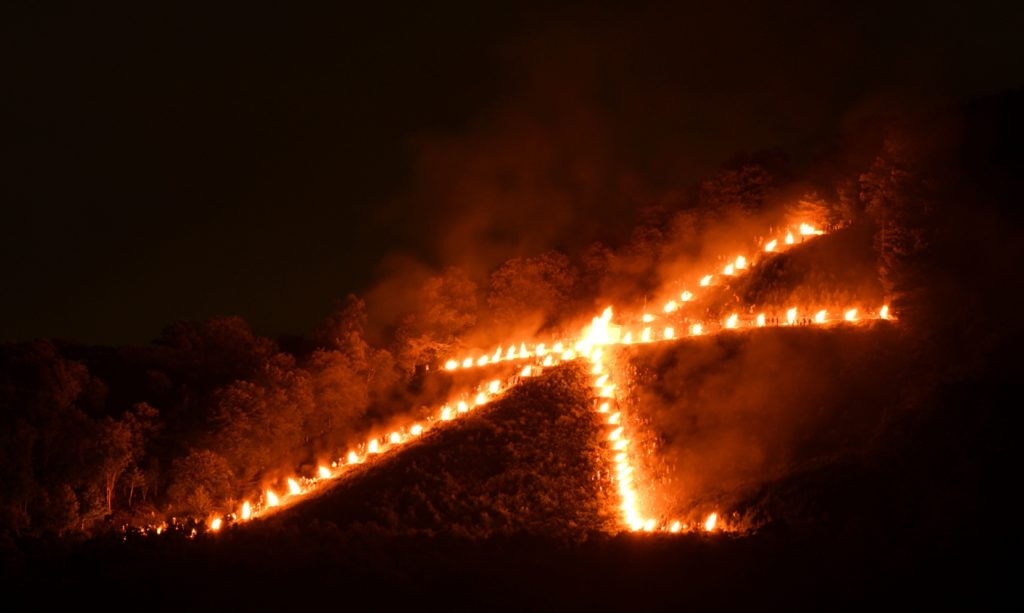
[169,220,892,539]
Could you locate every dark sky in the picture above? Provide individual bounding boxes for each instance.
[2,1,1022,345]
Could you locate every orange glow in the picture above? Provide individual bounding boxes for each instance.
[266,490,280,507]
[800,222,823,236]
[641,327,652,343]
[475,392,487,405]
[669,521,682,533]
[347,451,359,464]
[704,512,718,532]
[642,313,655,323]
[287,478,301,496]
[210,517,222,532]
[845,308,858,322]
[880,305,890,319]
[765,239,777,252]
[240,501,252,520]
[691,323,703,335]
[700,274,712,287]
[389,432,401,444]
[787,307,797,325]
[521,364,533,377]
[680,290,694,302]
[815,309,827,324]
[664,300,678,313]
[318,465,331,479]
[785,232,795,245]
[725,313,738,329]
[756,313,766,327]
[410,424,423,436]
[664,327,675,340]
[368,439,380,454]
[444,359,458,371]
[735,255,747,270]
[461,357,472,368]
[723,263,735,276]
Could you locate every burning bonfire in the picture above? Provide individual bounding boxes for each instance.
[165,220,892,538]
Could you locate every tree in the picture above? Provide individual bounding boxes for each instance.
[166,449,235,516]
[860,132,934,315]
[487,251,578,330]
[395,267,479,369]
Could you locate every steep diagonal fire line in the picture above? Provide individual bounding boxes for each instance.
[156,220,891,538]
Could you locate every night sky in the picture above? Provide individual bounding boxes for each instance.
[3,1,1022,344]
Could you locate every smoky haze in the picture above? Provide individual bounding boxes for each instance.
[4,1,1021,343]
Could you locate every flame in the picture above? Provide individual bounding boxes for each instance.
[210,517,222,532]
[163,220,885,539]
